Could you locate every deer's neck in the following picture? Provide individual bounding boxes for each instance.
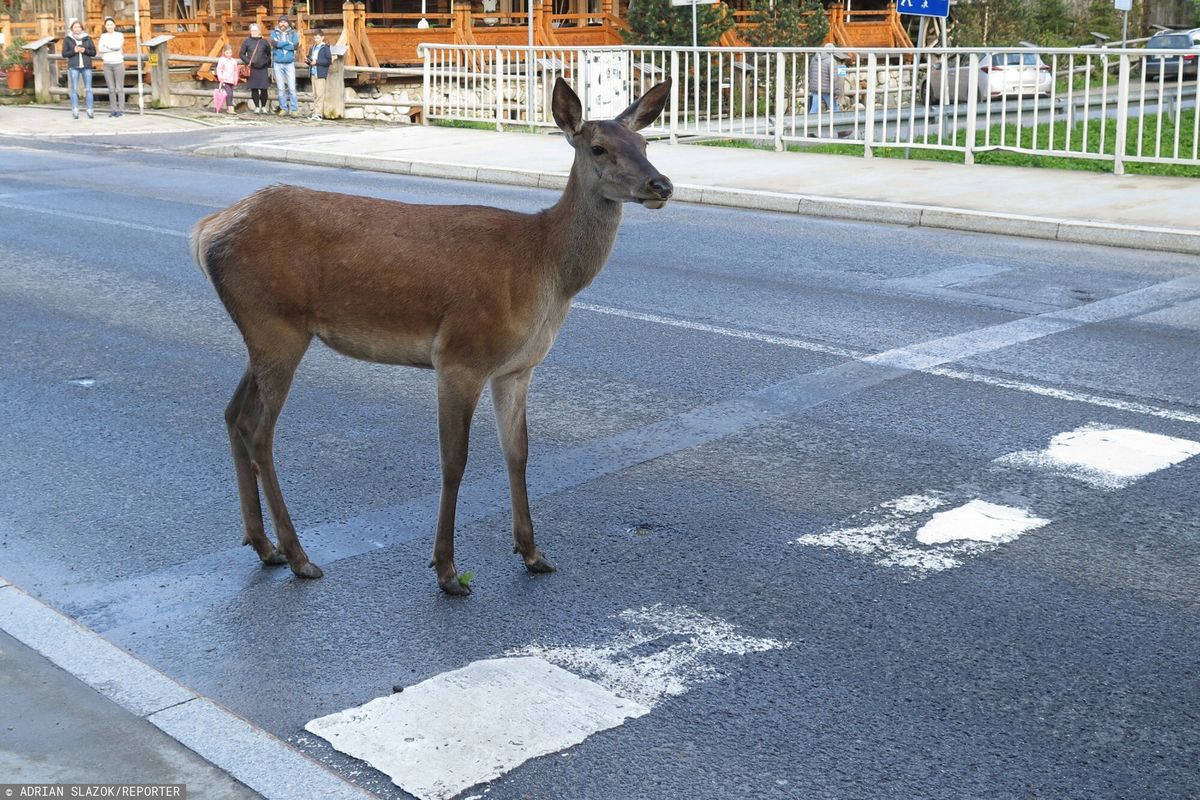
[541,157,624,298]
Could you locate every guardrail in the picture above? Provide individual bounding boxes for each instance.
[419,44,1200,174]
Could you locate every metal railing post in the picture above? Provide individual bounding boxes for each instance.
[494,46,503,131]
[964,52,979,165]
[774,51,785,152]
[670,48,679,144]
[421,44,431,125]
[864,52,876,158]
[1114,52,1130,175]
[525,45,535,126]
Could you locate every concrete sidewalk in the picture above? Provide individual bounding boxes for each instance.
[194,123,1200,255]
[0,629,262,798]
[3,103,1199,253]
[0,577,375,800]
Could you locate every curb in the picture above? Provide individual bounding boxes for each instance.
[0,577,375,800]
[194,141,1200,257]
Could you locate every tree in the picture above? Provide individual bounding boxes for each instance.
[949,0,1031,47]
[1027,0,1072,46]
[625,0,734,46]
[744,0,828,48]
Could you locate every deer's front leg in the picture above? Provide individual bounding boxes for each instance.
[432,369,486,596]
[492,369,555,575]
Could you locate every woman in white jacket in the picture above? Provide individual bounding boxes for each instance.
[98,17,125,117]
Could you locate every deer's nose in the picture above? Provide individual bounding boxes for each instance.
[648,176,673,199]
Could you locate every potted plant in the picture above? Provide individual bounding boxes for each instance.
[2,37,27,92]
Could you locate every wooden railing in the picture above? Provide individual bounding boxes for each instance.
[7,0,909,71]
[828,3,912,49]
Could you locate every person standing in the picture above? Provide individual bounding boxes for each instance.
[808,42,842,115]
[98,17,125,118]
[239,23,272,114]
[216,44,240,114]
[270,15,299,116]
[306,29,331,121]
[62,19,96,120]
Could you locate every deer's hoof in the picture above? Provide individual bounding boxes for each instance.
[524,555,556,574]
[261,548,288,566]
[439,577,473,597]
[291,560,324,579]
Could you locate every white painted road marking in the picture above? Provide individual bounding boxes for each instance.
[574,303,1200,426]
[306,657,649,800]
[915,500,1050,546]
[510,604,791,709]
[306,606,787,799]
[794,495,1048,578]
[995,424,1200,489]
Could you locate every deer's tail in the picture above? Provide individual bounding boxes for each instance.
[190,212,220,284]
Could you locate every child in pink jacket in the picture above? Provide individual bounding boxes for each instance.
[215,45,239,113]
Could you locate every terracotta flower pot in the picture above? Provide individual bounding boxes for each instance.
[6,68,25,92]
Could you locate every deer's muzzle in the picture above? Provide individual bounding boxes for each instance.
[640,175,674,209]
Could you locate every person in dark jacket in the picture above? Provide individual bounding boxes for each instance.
[239,23,272,114]
[269,15,300,115]
[62,19,96,119]
[305,29,332,120]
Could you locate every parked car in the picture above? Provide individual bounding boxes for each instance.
[922,51,1053,105]
[1141,29,1200,80]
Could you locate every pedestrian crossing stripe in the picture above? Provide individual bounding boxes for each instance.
[794,424,1200,577]
[305,606,788,800]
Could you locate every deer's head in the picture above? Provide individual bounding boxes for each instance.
[553,78,674,210]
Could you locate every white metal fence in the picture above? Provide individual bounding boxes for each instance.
[419,43,1200,174]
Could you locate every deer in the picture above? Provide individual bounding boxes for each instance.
[190,77,673,596]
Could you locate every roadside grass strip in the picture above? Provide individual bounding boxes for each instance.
[993,424,1200,490]
[306,606,788,800]
[793,494,1049,578]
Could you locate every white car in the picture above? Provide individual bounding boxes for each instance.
[923,51,1054,104]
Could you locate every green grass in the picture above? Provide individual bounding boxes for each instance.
[694,110,1200,177]
[432,118,498,131]
[431,118,541,134]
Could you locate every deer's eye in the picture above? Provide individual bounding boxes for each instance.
[591,145,606,157]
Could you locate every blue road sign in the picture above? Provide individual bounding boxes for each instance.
[898,0,949,17]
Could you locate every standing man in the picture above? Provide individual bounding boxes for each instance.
[270,14,299,116]
[306,28,331,121]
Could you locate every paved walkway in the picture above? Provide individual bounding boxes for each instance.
[195,122,1200,255]
[0,577,372,800]
[3,103,1199,253]
[0,629,261,798]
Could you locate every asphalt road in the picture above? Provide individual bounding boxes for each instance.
[1,138,1198,800]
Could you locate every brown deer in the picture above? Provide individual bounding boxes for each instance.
[190,78,673,595]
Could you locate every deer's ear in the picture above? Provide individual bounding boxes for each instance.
[552,78,583,136]
[616,79,672,132]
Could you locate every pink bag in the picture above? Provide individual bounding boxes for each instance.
[213,85,226,113]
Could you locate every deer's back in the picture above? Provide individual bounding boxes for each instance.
[194,185,558,369]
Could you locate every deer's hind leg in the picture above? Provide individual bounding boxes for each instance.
[431,367,488,596]
[225,368,287,566]
[238,322,322,579]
